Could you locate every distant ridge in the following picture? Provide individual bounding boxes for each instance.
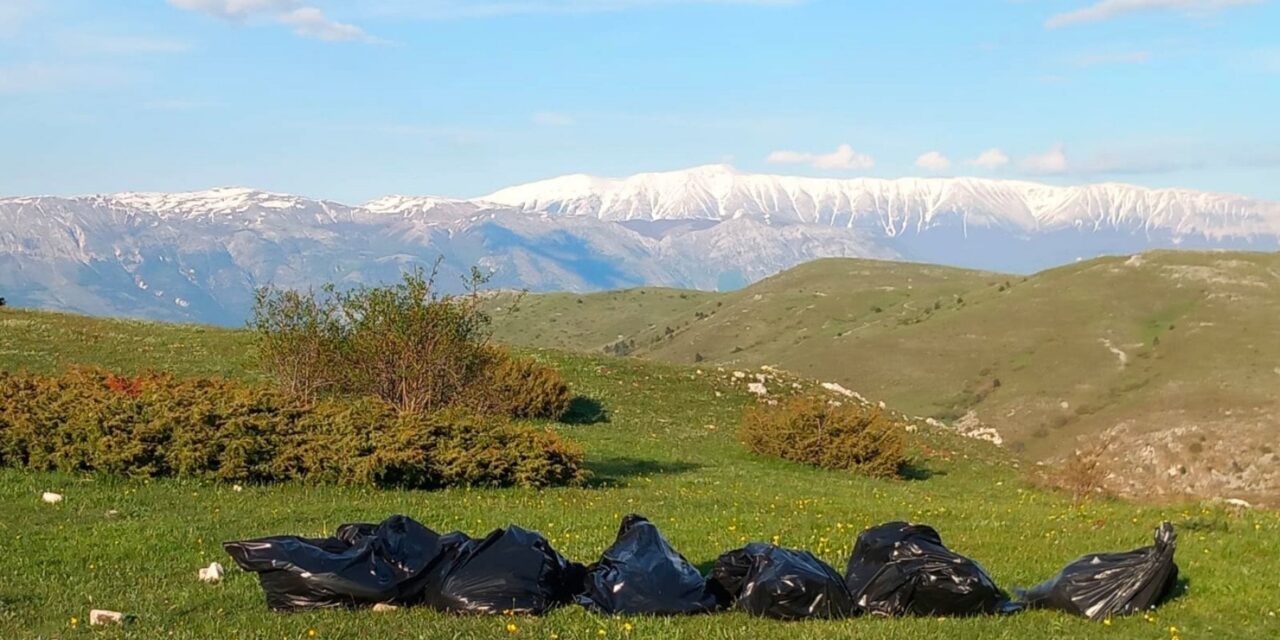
[2,166,1278,324]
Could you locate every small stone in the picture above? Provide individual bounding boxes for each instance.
[747,382,768,396]
[232,484,244,492]
[105,510,121,518]
[1222,498,1252,510]
[89,610,126,625]
[372,603,400,612]
[41,492,63,504]
[198,562,225,583]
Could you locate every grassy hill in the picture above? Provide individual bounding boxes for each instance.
[491,252,1280,506]
[2,307,1278,638]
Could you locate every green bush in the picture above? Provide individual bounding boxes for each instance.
[253,267,500,414]
[467,353,573,420]
[739,395,907,479]
[0,368,586,489]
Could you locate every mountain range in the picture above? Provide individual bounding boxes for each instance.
[2,164,1278,324]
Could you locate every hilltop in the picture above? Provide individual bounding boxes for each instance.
[491,250,1280,506]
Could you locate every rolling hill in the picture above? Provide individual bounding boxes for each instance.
[491,250,1280,506]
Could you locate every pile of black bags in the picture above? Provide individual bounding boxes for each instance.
[224,515,1180,622]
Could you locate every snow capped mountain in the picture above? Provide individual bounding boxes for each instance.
[2,166,1278,324]
[485,164,1280,239]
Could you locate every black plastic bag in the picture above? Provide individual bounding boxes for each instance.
[710,543,857,620]
[1018,522,1178,620]
[223,515,449,612]
[844,521,1017,617]
[423,525,585,615]
[577,514,720,615]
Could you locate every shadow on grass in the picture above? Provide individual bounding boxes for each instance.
[585,456,701,488]
[560,396,609,425]
[1165,576,1191,604]
[899,461,945,481]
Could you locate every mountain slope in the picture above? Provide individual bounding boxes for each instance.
[3,167,1279,324]
[491,251,1280,506]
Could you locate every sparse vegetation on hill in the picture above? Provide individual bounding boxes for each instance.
[490,251,1280,506]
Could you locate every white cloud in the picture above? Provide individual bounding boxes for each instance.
[1021,144,1070,174]
[1075,50,1152,66]
[914,151,951,172]
[1046,0,1261,29]
[370,0,806,19]
[767,144,875,171]
[532,112,575,127]
[168,0,380,43]
[970,148,1010,169]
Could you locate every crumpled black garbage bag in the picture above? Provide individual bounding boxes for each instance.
[223,515,448,612]
[576,514,720,615]
[1018,522,1179,621]
[710,543,856,620]
[844,521,1017,617]
[423,525,585,615]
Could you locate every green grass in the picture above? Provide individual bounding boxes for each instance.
[2,309,1279,639]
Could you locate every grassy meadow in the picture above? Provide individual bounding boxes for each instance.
[1,307,1278,639]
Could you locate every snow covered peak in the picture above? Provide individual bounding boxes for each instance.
[361,194,484,219]
[481,166,1280,239]
[107,187,323,216]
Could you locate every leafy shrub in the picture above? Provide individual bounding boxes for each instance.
[466,353,573,420]
[0,368,585,489]
[253,265,577,421]
[739,395,907,479]
[249,287,344,402]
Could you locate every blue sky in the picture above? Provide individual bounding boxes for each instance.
[1,0,1278,201]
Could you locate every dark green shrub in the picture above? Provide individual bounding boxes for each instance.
[739,395,907,479]
[468,353,573,420]
[0,368,585,489]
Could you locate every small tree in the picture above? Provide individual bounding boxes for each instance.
[333,264,496,414]
[252,261,502,414]
[250,286,343,402]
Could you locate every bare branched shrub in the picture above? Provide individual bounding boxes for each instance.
[1056,438,1114,503]
[250,286,343,402]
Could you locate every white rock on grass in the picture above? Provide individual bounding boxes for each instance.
[821,382,855,398]
[747,382,768,396]
[198,562,225,583]
[372,603,400,612]
[89,610,126,625]
[41,492,63,504]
